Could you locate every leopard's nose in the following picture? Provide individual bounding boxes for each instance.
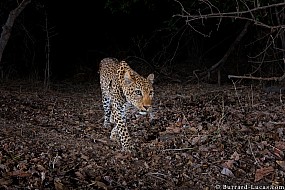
[143,105,151,110]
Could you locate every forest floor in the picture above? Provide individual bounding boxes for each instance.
[0,81,285,190]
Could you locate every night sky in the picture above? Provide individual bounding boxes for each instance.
[2,0,263,81]
[42,1,174,77]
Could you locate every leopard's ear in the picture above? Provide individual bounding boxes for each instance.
[147,74,154,84]
[124,70,133,85]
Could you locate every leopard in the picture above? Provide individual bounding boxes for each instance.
[99,57,154,151]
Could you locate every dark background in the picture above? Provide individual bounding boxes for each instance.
[0,0,284,83]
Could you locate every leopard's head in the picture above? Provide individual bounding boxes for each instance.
[122,70,154,115]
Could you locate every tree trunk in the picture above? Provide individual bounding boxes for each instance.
[0,0,31,64]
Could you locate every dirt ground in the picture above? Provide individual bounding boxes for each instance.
[0,81,285,190]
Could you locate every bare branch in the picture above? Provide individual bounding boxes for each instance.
[174,1,285,30]
[177,2,285,18]
[228,72,285,81]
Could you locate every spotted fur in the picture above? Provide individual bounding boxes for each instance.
[99,58,154,151]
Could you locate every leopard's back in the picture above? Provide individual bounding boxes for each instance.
[99,58,120,95]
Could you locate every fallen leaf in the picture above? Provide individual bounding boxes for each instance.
[54,178,67,190]
[8,170,31,177]
[41,172,45,182]
[197,124,203,131]
[276,161,285,171]
[273,147,284,159]
[115,152,131,159]
[0,164,7,171]
[230,151,240,161]
[81,154,89,160]
[277,128,284,137]
[0,178,12,186]
[275,141,285,149]
[223,160,234,169]
[221,167,235,177]
[36,164,46,172]
[189,127,197,132]
[103,176,113,184]
[200,135,208,143]
[191,136,200,145]
[166,125,181,134]
[144,161,149,169]
[254,166,274,182]
[91,180,108,190]
[75,171,85,180]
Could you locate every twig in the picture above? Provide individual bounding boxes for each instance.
[228,72,285,81]
[163,147,193,151]
[248,138,261,167]
[217,96,225,129]
[269,121,285,125]
[52,154,59,169]
[248,59,284,63]
[247,34,274,60]
[147,172,168,177]
[146,172,172,184]
[62,163,80,174]
[279,88,283,104]
[231,79,245,112]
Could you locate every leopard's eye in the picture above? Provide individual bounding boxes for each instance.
[135,90,142,96]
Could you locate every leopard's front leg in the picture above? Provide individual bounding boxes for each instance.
[112,102,134,151]
[116,119,134,151]
[102,93,112,128]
